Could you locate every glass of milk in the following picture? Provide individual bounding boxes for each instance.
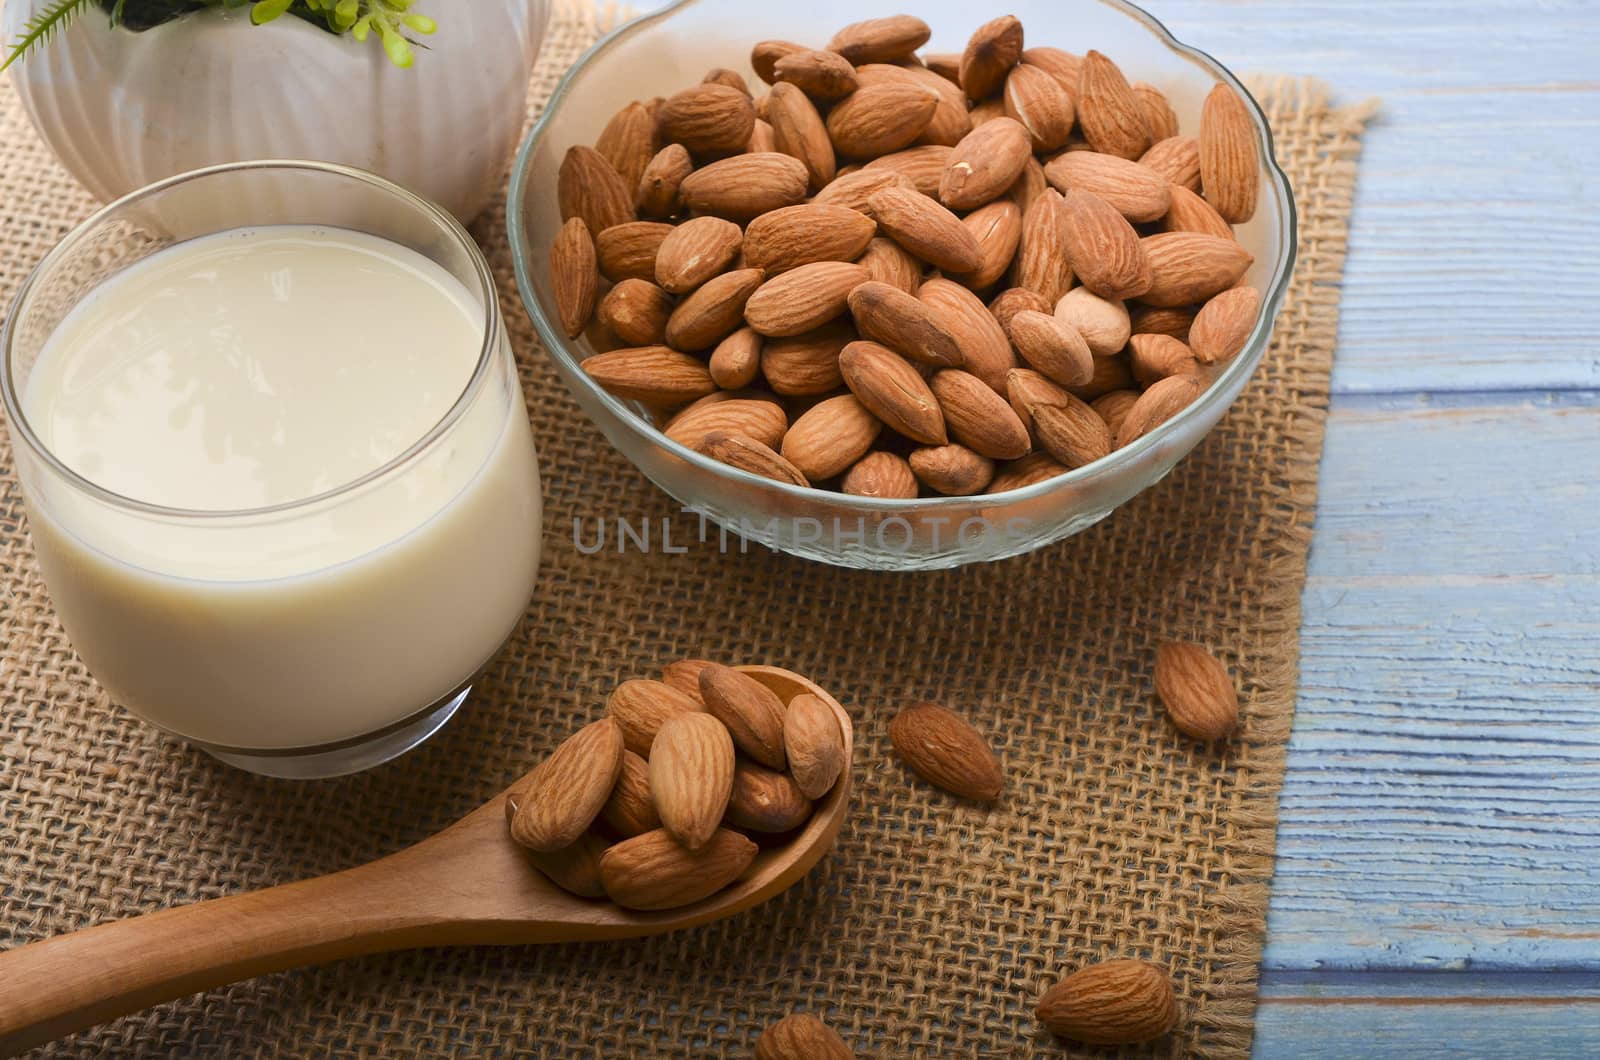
[1,161,542,778]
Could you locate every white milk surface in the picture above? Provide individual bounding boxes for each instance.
[21,227,542,749]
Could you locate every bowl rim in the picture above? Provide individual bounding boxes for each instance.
[507,0,1298,511]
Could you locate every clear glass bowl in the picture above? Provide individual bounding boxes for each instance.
[508,0,1295,570]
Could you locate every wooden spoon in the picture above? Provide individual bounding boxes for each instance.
[0,666,852,1056]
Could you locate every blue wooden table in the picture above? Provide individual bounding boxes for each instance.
[1134,1,1600,1054]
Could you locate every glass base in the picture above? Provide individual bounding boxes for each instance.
[196,683,473,779]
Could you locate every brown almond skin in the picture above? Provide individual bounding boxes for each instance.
[958,199,1023,291]
[550,217,598,339]
[1091,389,1142,438]
[827,14,930,64]
[1076,50,1151,160]
[1005,62,1076,151]
[868,186,983,274]
[848,281,963,368]
[656,216,743,294]
[1068,352,1137,402]
[1115,372,1207,449]
[1155,641,1240,740]
[1141,135,1202,191]
[678,153,810,221]
[516,828,610,900]
[755,1012,855,1060]
[986,451,1068,493]
[761,321,855,396]
[1043,151,1172,223]
[1200,82,1261,223]
[1005,366,1072,436]
[781,394,883,483]
[766,82,838,191]
[865,144,952,199]
[509,718,625,852]
[695,431,810,487]
[724,760,812,833]
[1129,333,1202,386]
[661,658,715,703]
[1007,310,1094,389]
[698,663,789,769]
[597,278,672,346]
[959,15,1024,102]
[939,117,1033,211]
[812,169,914,214]
[783,692,847,799]
[888,702,1004,801]
[743,203,877,275]
[990,282,1055,329]
[909,444,995,496]
[744,261,868,337]
[600,750,661,838]
[1060,189,1153,301]
[636,143,694,217]
[841,450,919,499]
[596,221,673,283]
[1162,185,1236,241]
[1189,286,1263,364]
[1139,232,1253,307]
[655,82,756,157]
[839,339,948,445]
[557,146,634,237]
[1130,304,1198,342]
[772,48,858,101]
[666,269,765,351]
[1031,397,1114,469]
[751,39,806,85]
[931,369,1031,460]
[703,67,750,95]
[826,82,940,159]
[1037,959,1178,1045]
[1055,287,1131,357]
[1014,190,1074,305]
[649,712,736,851]
[856,236,925,296]
[607,678,706,757]
[708,327,765,390]
[582,346,717,407]
[595,100,658,191]
[917,278,1018,393]
[598,828,758,911]
[665,396,787,452]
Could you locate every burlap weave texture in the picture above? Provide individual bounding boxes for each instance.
[0,3,1372,1055]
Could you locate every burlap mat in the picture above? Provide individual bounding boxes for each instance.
[0,3,1373,1055]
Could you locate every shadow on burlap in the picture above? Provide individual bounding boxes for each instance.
[0,4,1373,1056]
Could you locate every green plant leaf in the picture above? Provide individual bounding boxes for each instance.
[0,0,92,73]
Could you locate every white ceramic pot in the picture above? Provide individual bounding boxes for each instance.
[2,0,549,222]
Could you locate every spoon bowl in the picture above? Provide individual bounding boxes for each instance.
[0,665,853,1056]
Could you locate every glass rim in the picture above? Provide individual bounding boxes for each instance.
[0,158,503,521]
[507,0,1299,512]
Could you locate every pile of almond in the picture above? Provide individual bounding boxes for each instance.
[550,13,1265,497]
[506,661,846,909]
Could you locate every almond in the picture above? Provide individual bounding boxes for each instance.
[666,268,765,351]
[988,287,1052,334]
[865,144,952,198]
[1189,285,1261,364]
[923,52,962,84]
[986,451,1068,493]
[761,321,854,395]
[744,261,868,337]
[1037,959,1177,1045]
[1043,151,1171,223]
[1140,135,1201,191]
[969,97,1007,127]
[828,83,940,160]
[557,146,634,237]
[1091,389,1141,437]
[597,279,672,346]
[1076,50,1150,160]
[848,281,963,369]
[812,169,914,213]
[1160,185,1233,241]
[550,217,599,339]
[1014,189,1075,305]
[703,67,750,95]
[661,658,715,703]
[783,692,846,799]
[698,663,789,769]
[1005,63,1076,151]
[600,750,661,838]
[1129,304,1197,342]
[902,64,973,148]
[1006,310,1094,388]
[596,220,673,282]
[656,82,757,157]
[725,760,812,833]
[648,712,736,851]
[931,369,1031,460]
[583,346,717,406]
[781,394,883,482]
[1060,189,1152,301]
[608,678,706,757]
[1128,333,1201,385]
[842,450,919,499]
[839,340,948,445]
[917,278,1017,392]
[1199,82,1260,223]
[743,204,877,275]
[1004,366,1071,435]
[756,1014,855,1060]
[1115,372,1206,448]
[635,143,693,218]
[888,701,1004,801]
[1069,351,1137,401]
[656,217,742,294]
[664,396,787,451]
[509,718,625,852]
[1031,395,1113,468]
[696,431,810,486]
[959,15,1024,102]
[772,48,858,101]
[707,327,764,389]
[751,39,806,85]
[1021,46,1082,98]
[1155,640,1240,741]
[1133,82,1180,142]
[516,828,610,899]
[598,827,758,911]
[765,82,838,191]
[747,119,777,153]
[868,187,982,274]
[1054,287,1131,356]
[596,100,658,191]
[827,14,930,63]
[856,236,925,295]
[940,117,1032,210]
[958,199,1023,291]
[1140,232,1253,306]
[1008,156,1049,216]
[909,444,995,496]
[678,152,810,221]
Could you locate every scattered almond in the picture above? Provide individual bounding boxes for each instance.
[596,220,672,283]
[1091,389,1141,437]
[1132,82,1180,142]
[761,322,853,396]
[600,750,662,838]
[1013,189,1075,305]
[917,278,1017,392]
[958,199,1024,290]
[783,693,847,800]
[1005,62,1075,151]
[856,236,925,295]
[557,145,634,236]
[664,396,787,452]
[1031,395,1114,468]
[1128,333,1201,386]
[1043,151,1171,223]
[1060,188,1152,301]
[518,828,610,899]
[940,117,1033,210]
[1005,310,1094,388]
[1140,135,1201,191]
[772,48,858,100]
[765,82,838,191]
[1155,641,1240,741]
[828,14,930,64]
[756,1013,856,1060]
[708,327,765,390]
[1161,184,1236,241]
[827,81,940,158]
[868,186,983,274]
[725,761,813,833]
[931,369,1031,459]
[1037,959,1178,1045]
[666,268,765,351]
[678,153,810,221]
[1140,232,1253,307]
[888,701,1004,801]
[848,281,963,368]
[1115,372,1206,448]
[866,144,952,198]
